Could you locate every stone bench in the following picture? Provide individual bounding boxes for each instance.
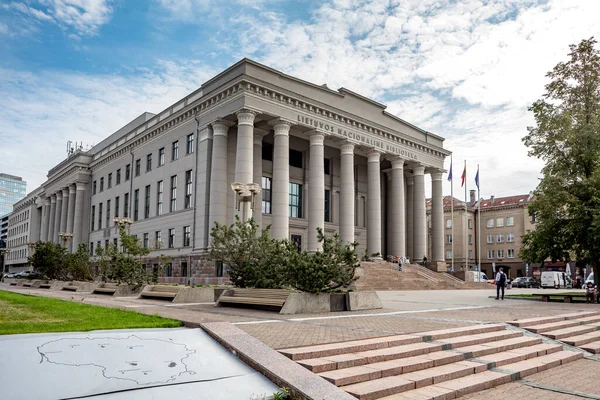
[92,283,120,295]
[540,293,593,303]
[61,281,95,292]
[140,285,181,300]
[217,288,295,310]
[22,280,42,288]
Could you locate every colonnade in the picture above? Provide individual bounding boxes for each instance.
[39,182,86,249]
[206,109,446,262]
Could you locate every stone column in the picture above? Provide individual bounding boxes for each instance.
[72,182,86,250]
[193,126,213,252]
[66,185,76,251]
[271,120,291,239]
[53,192,62,243]
[367,150,382,257]
[235,109,256,220]
[406,176,414,260]
[60,187,69,235]
[48,195,56,243]
[253,129,268,229]
[41,198,51,241]
[308,131,325,252]
[413,164,426,262]
[390,157,406,258]
[340,142,355,244]
[208,120,232,232]
[431,170,445,262]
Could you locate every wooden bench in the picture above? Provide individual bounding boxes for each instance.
[140,285,181,300]
[217,288,295,310]
[93,283,119,295]
[540,293,590,303]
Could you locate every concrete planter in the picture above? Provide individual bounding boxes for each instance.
[346,291,383,311]
[330,293,348,312]
[280,292,331,314]
[174,287,228,303]
[114,284,144,296]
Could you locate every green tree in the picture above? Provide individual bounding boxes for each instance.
[29,241,67,280]
[521,38,600,284]
[65,244,93,281]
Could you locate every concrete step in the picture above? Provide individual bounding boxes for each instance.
[452,336,543,358]
[471,343,562,368]
[506,311,600,328]
[435,330,523,349]
[543,324,600,340]
[576,315,600,324]
[496,350,583,378]
[580,340,600,354]
[525,319,582,333]
[561,331,600,347]
[280,324,505,361]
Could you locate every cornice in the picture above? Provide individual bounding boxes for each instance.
[44,165,91,194]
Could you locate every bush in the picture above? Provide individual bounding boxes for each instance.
[29,241,67,280]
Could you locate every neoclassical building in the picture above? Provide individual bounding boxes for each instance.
[6,59,450,280]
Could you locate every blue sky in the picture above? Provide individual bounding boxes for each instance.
[1,0,599,199]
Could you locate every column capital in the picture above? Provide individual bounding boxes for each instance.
[45,198,51,205]
[411,164,426,175]
[308,131,325,145]
[199,125,213,142]
[75,182,87,191]
[62,187,70,196]
[367,149,382,163]
[383,168,393,180]
[69,185,76,194]
[340,142,355,155]
[50,195,56,203]
[268,118,293,129]
[235,108,257,126]
[56,191,63,200]
[211,119,234,136]
[390,156,405,170]
[430,170,444,181]
[272,121,292,137]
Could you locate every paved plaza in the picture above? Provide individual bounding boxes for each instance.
[2,284,599,399]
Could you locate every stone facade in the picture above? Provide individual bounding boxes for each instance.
[6,59,450,279]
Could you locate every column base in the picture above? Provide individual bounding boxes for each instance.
[424,261,448,272]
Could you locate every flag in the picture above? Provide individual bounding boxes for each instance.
[461,161,466,187]
[447,158,453,182]
[475,165,480,190]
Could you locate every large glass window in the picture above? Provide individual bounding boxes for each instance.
[487,250,495,259]
[106,200,111,228]
[155,231,162,249]
[185,170,193,208]
[146,154,152,172]
[125,164,131,181]
[183,226,191,247]
[289,183,302,218]
[168,228,175,248]
[115,196,119,218]
[100,177,104,192]
[170,175,177,212]
[325,189,331,222]
[143,233,149,249]
[157,180,163,216]
[507,233,515,242]
[506,216,514,226]
[145,185,151,219]
[487,234,494,244]
[91,205,95,231]
[446,219,452,228]
[98,202,103,230]
[124,193,129,218]
[134,189,139,221]
[507,249,515,258]
[108,173,112,188]
[487,219,494,228]
[262,177,272,214]
[497,233,504,243]
[446,250,452,259]
[158,148,165,166]
[116,169,121,185]
[186,133,194,154]
[172,141,179,160]
[135,159,141,176]
[496,218,504,227]
[497,249,505,258]
[446,235,452,244]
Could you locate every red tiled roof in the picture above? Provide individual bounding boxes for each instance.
[480,194,534,209]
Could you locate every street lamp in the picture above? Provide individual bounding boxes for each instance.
[27,242,37,272]
[58,234,73,250]
[113,217,133,233]
[231,182,261,222]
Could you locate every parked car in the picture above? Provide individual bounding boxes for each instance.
[541,271,571,289]
[14,270,34,278]
[2,272,17,278]
[512,277,540,288]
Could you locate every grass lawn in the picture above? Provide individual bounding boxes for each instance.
[0,290,183,335]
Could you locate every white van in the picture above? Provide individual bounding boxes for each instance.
[541,271,570,289]
[586,272,595,285]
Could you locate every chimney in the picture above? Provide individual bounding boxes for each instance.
[490,195,495,204]
[469,190,476,205]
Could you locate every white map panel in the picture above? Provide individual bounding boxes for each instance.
[0,328,278,400]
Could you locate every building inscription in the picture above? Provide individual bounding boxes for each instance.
[297,114,418,160]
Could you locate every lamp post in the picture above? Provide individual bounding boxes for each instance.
[113,217,133,233]
[231,182,261,222]
[27,242,36,272]
[58,234,73,251]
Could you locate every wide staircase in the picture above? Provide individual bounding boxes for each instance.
[353,261,486,291]
[508,311,600,354]
[280,323,582,399]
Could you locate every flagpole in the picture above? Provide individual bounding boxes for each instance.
[477,164,481,281]
[464,160,468,272]
[450,156,454,272]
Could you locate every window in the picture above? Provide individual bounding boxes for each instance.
[446,234,453,244]
[145,185,151,219]
[262,177,272,214]
[216,261,224,277]
[135,159,141,176]
[124,193,129,218]
[125,164,131,181]
[183,226,191,247]
[446,219,452,228]
[186,133,194,154]
[325,189,331,222]
[92,181,98,195]
[181,262,188,277]
[134,189,139,221]
[100,177,104,192]
[507,233,515,242]
[113,238,118,247]
[165,263,173,277]
[91,206,95,231]
[106,200,111,228]
[155,231,162,249]
[289,149,303,168]
[487,234,494,244]
[468,219,473,229]
[108,173,112,189]
[497,249,505,258]
[185,170,193,209]
[170,175,177,212]
[116,169,121,185]
[508,249,515,258]
[90,242,94,255]
[157,180,163,216]
[289,183,302,218]
[468,235,473,245]
[172,141,179,160]
[497,233,504,243]
[262,143,273,161]
[446,250,452,259]
[468,250,473,258]
[487,219,494,228]
[115,196,119,218]
[531,213,537,223]
[496,218,504,227]
[168,228,175,248]
[146,154,152,172]
[324,158,331,175]
[291,235,302,251]
[98,202,103,230]
[143,233,149,249]
[506,216,514,226]
[158,148,165,166]
[105,239,109,249]
[487,250,495,259]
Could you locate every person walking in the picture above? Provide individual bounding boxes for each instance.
[495,268,507,300]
